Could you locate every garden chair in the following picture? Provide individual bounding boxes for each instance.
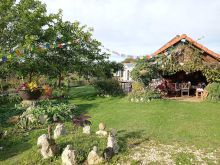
[180,82,191,97]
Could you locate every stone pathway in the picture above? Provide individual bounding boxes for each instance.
[127,140,220,165]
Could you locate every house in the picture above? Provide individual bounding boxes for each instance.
[153,34,220,96]
[115,62,134,82]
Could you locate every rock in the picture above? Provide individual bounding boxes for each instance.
[107,132,119,154]
[7,115,20,124]
[61,145,76,165]
[87,146,103,165]
[83,125,91,134]
[96,122,107,137]
[0,147,3,150]
[21,100,37,108]
[96,130,108,137]
[102,147,114,160]
[54,123,66,139]
[37,134,59,159]
[99,122,105,130]
[19,106,37,123]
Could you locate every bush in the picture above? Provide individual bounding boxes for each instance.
[205,82,220,101]
[24,100,76,124]
[132,81,145,92]
[128,82,161,102]
[52,87,70,99]
[0,93,21,105]
[93,79,124,96]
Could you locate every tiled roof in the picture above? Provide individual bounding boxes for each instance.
[153,34,220,61]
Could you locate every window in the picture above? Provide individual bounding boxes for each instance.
[120,70,123,77]
[127,70,130,80]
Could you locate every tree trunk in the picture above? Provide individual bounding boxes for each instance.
[58,73,62,88]
[29,72,33,83]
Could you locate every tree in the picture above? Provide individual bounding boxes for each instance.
[41,19,109,87]
[91,61,124,79]
[0,0,59,81]
[121,57,136,63]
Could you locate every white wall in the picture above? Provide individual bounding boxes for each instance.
[115,63,134,82]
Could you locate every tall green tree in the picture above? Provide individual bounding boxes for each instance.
[0,0,60,81]
[42,19,109,86]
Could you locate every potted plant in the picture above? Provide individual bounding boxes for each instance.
[17,82,43,100]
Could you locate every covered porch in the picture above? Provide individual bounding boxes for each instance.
[162,70,208,98]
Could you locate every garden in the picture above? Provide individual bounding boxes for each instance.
[1,0,220,165]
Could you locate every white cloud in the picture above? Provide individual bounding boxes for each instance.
[41,0,220,61]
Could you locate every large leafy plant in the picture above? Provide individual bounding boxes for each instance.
[26,100,76,123]
[128,82,161,102]
[93,79,124,96]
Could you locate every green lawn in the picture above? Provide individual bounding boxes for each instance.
[1,86,220,164]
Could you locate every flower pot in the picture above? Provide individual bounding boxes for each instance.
[18,89,42,100]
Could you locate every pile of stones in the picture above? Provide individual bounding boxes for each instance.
[37,122,120,165]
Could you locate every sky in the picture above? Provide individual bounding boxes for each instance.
[41,0,220,61]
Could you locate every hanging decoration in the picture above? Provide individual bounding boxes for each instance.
[0,36,166,64]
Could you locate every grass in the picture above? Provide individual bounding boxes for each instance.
[0,85,220,164]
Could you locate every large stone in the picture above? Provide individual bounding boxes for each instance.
[96,130,108,137]
[54,123,66,139]
[99,122,105,130]
[102,147,114,161]
[107,132,119,154]
[87,146,103,165]
[21,100,37,108]
[37,134,59,159]
[96,122,107,137]
[83,125,91,134]
[61,145,76,165]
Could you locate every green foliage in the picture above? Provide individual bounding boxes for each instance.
[205,82,220,101]
[0,0,110,84]
[0,94,21,105]
[203,64,220,83]
[26,100,76,123]
[52,87,70,99]
[175,152,195,165]
[128,86,161,102]
[158,43,220,83]
[121,57,137,63]
[93,79,124,96]
[132,81,145,92]
[91,61,124,79]
[131,59,160,86]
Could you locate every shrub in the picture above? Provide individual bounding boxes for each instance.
[128,85,161,103]
[132,81,145,92]
[205,82,220,101]
[52,87,70,99]
[0,93,21,105]
[25,100,76,124]
[93,79,124,96]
